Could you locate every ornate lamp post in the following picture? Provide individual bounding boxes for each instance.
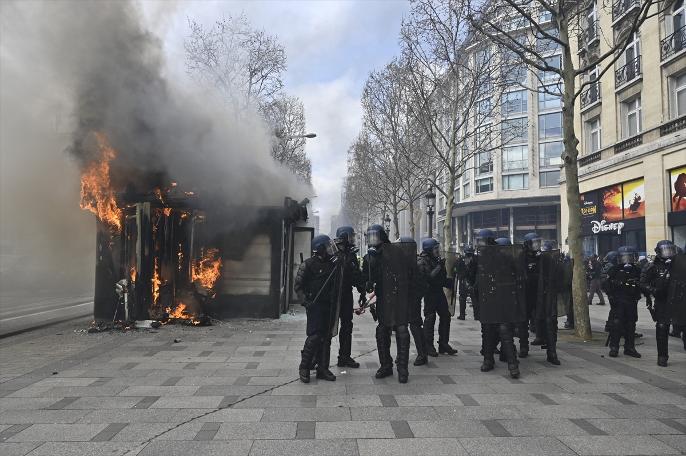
[425,185,436,238]
[383,213,391,236]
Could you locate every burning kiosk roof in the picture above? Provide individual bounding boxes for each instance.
[83,133,309,325]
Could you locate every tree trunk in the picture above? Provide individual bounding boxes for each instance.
[392,194,400,240]
[408,199,416,240]
[560,20,592,341]
[443,172,457,274]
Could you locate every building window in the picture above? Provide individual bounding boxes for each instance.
[586,117,601,153]
[673,73,686,117]
[503,145,528,171]
[538,54,562,82]
[672,0,685,34]
[540,170,560,187]
[477,151,493,175]
[502,173,529,190]
[622,97,642,138]
[454,188,460,203]
[463,182,471,198]
[501,117,528,145]
[502,90,527,116]
[477,98,492,121]
[539,141,563,168]
[539,112,562,139]
[476,177,493,193]
[538,88,562,111]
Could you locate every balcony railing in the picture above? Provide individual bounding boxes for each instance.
[661,24,686,61]
[615,55,641,88]
[612,0,639,21]
[502,160,528,171]
[578,151,602,167]
[614,134,642,153]
[660,115,686,136]
[580,81,601,109]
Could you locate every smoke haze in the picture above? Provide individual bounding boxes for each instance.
[0,1,307,298]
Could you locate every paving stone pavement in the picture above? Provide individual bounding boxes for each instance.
[0,301,685,455]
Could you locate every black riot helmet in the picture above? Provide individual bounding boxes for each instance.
[603,250,618,265]
[422,238,441,258]
[494,237,512,245]
[475,228,496,247]
[655,240,677,261]
[312,234,337,259]
[523,232,542,252]
[366,224,389,248]
[336,226,356,247]
[463,245,475,256]
[617,245,638,266]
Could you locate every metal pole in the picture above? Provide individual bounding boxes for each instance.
[428,210,434,238]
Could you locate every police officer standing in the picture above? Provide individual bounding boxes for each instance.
[454,246,476,320]
[640,240,678,367]
[294,235,340,383]
[604,246,642,359]
[362,225,412,383]
[418,238,458,357]
[519,232,542,358]
[399,236,429,366]
[334,226,365,369]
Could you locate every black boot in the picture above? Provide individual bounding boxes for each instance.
[609,318,621,357]
[518,321,529,358]
[337,329,359,368]
[375,324,394,378]
[458,296,466,320]
[410,322,428,366]
[299,335,321,383]
[438,316,457,355]
[480,324,496,372]
[545,318,560,365]
[623,321,641,358]
[656,322,669,367]
[395,325,410,384]
[424,313,438,357]
[499,323,520,379]
[316,338,336,381]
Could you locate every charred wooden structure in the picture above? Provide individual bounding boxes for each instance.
[94,194,310,322]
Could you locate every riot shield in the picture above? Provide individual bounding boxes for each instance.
[536,250,561,320]
[326,260,343,338]
[557,257,573,317]
[476,244,527,324]
[667,253,686,325]
[378,242,413,327]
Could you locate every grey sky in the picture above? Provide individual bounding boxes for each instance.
[139,0,409,235]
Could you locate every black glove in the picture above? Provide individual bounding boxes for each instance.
[358,294,367,306]
[365,281,375,293]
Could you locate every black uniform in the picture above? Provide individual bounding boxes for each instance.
[604,263,642,357]
[454,255,477,319]
[294,255,338,380]
[417,252,454,353]
[640,257,672,363]
[362,243,412,383]
[518,249,539,357]
[338,249,364,365]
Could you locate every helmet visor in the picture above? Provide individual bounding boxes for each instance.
[657,243,677,259]
[432,245,441,258]
[530,238,542,251]
[366,229,382,247]
[344,232,357,246]
[325,239,339,257]
[619,252,636,265]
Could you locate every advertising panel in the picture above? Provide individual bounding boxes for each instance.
[671,166,686,212]
[622,178,645,219]
[601,184,623,222]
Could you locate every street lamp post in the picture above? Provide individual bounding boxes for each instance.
[384,214,391,236]
[425,185,436,238]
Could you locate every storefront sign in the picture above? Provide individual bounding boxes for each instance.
[590,220,624,235]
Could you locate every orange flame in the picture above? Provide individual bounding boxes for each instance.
[165,302,200,325]
[163,207,172,217]
[130,266,136,283]
[80,132,122,230]
[192,248,222,289]
[152,257,161,305]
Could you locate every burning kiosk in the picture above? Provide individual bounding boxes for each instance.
[84,134,311,324]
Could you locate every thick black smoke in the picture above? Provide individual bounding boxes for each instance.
[0,1,306,297]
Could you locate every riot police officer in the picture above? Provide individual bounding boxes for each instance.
[334,226,365,368]
[474,228,522,379]
[537,240,561,365]
[399,236,428,366]
[294,235,339,383]
[640,240,677,367]
[604,246,642,359]
[362,225,412,383]
[454,246,476,320]
[601,251,619,333]
[519,232,542,358]
[418,238,457,357]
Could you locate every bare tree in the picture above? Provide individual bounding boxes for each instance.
[465,0,666,340]
[185,14,286,112]
[262,95,312,183]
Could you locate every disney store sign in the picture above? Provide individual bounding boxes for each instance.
[591,220,624,235]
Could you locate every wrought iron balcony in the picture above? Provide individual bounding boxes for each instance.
[661,24,686,60]
[612,0,639,22]
[614,134,642,153]
[578,151,601,167]
[660,115,686,136]
[615,55,641,88]
[580,81,601,109]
